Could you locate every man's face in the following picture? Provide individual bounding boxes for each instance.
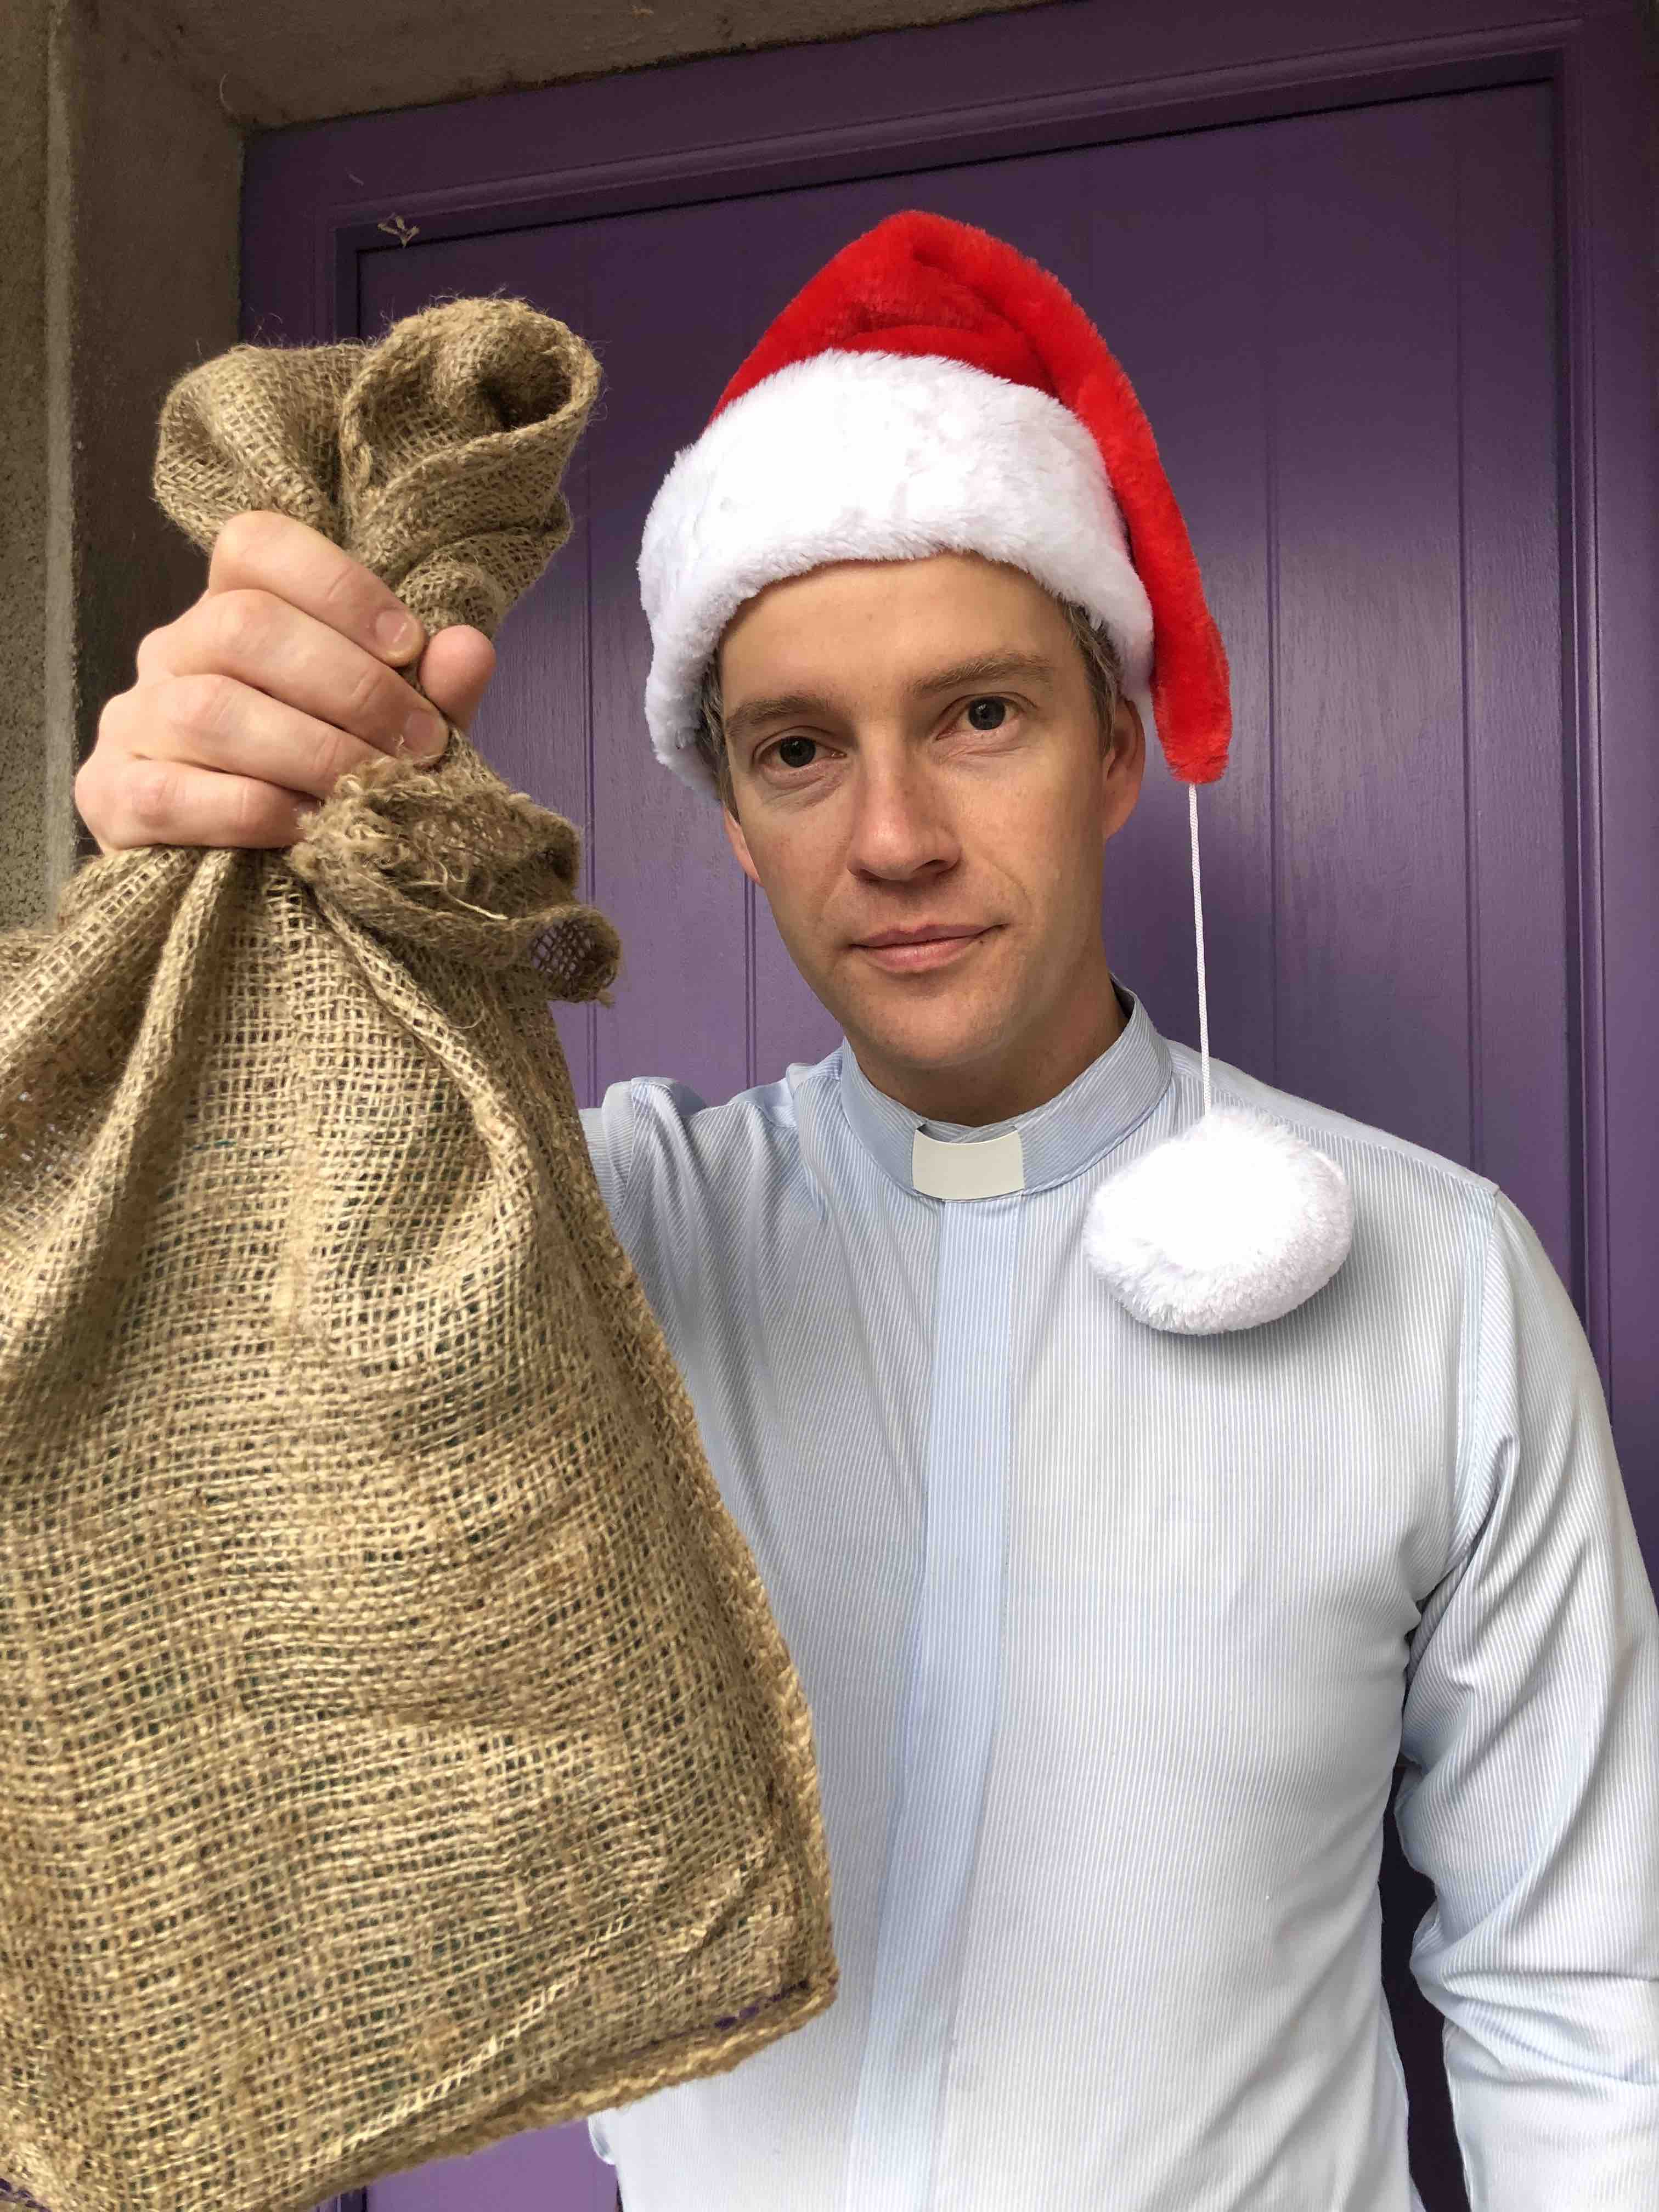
[718,551,1145,1120]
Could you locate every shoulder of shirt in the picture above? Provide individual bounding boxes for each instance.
[604,1042,836,1141]
[575,1045,842,1229]
[1166,1042,1597,1482]
[1165,1036,1505,1224]
[1170,1043,1559,1414]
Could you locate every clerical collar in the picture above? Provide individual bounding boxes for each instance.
[834,975,1174,1200]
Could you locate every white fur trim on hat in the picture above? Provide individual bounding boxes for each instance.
[1081,1105,1356,1334]
[637,349,1156,799]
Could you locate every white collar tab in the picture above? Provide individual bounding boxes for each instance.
[911,1124,1025,1200]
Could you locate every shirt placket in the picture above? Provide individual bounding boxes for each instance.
[840,1189,1022,2212]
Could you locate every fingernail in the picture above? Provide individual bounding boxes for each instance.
[377,608,421,657]
[404,709,447,759]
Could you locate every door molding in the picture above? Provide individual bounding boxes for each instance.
[313,32,1561,331]
[244,0,1657,1455]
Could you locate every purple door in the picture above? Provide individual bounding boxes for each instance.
[239,18,1642,2210]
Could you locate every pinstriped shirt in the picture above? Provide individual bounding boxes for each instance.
[574,975,1659,2212]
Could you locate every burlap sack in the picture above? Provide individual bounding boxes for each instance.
[0,297,835,2212]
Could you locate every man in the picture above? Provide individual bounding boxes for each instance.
[75,213,1658,2212]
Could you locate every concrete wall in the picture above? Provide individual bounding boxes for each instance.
[120,0,1060,129]
[1,0,54,933]
[3,0,240,931]
[1,0,1053,931]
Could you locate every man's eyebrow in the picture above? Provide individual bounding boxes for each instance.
[905,651,1058,698]
[724,652,1058,755]
[724,691,838,752]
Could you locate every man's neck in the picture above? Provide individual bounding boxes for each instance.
[858,974,1129,1130]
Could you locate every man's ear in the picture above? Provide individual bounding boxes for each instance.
[722,800,762,887]
[1102,695,1146,840]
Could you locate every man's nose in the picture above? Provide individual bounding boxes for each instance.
[843,751,958,874]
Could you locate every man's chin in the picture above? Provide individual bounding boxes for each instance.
[834,994,1011,1075]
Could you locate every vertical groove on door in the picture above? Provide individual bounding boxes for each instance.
[1259,126,1283,1089]
[1452,93,1482,1186]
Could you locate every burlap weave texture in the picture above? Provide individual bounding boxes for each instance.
[0,296,836,2212]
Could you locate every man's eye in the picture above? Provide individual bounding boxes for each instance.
[761,736,820,771]
[965,697,1009,731]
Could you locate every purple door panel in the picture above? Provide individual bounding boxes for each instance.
[236,20,1639,2210]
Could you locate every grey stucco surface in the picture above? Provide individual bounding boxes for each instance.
[3,0,239,930]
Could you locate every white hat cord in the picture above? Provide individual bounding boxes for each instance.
[1080,786,1355,1334]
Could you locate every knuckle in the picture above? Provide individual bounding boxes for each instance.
[133,621,175,680]
[211,508,279,574]
[229,777,268,842]
[124,758,181,839]
[174,670,239,743]
[341,653,393,729]
[308,725,364,797]
[72,753,104,824]
[208,588,272,663]
[317,554,374,627]
[94,688,132,755]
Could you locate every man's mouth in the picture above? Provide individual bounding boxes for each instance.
[856,927,996,970]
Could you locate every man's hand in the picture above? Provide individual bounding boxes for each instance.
[74,510,498,854]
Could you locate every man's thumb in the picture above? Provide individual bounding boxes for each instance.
[416,624,498,734]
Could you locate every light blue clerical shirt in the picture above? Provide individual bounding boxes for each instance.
[575,974,1659,2212]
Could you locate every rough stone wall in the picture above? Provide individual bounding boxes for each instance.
[110,0,1059,130]
[1,0,53,932]
[3,0,239,930]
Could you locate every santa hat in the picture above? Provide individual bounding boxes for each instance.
[637,210,1352,1335]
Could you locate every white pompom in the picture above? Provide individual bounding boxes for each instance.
[1082,1104,1354,1334]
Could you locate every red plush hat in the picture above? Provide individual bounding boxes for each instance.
[639,208,1231,793]
[636,211,1354,1336]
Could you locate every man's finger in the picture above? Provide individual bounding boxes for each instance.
[207,509,426,668]
[416,627,498,736]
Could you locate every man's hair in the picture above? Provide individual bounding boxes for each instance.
[690,592,1127,820]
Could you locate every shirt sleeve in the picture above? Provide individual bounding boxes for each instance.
[586,2110,616,2167]
[577,1080,639,1244]
[1393,1187,1659,2210]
